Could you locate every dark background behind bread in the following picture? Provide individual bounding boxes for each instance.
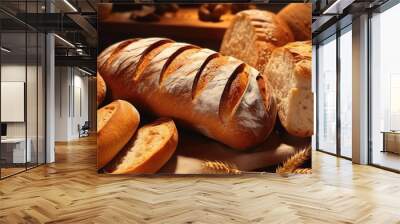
[98,4,287,52]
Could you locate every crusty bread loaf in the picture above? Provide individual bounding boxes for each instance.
[98,37,277,150]
[97,100,140,169]
[264,41,313,137]
[220,9,294,72]
[105,118,178,174]
[278,3,312,41]
[279,88,313,137]
[97,73,106,107]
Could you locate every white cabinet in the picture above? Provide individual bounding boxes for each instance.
[1,138,32,163]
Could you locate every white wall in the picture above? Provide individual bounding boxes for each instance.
[1,64,39,138]
[1,63,46,163]
[54,66,89,141]
[55,66,70,141]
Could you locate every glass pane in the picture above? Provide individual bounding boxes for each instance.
[317,35,337,154]
[27,30,38,169]
[38,33,45,165]
[339,28,352,158]
[371,4,400,171]
[1,31,27,177]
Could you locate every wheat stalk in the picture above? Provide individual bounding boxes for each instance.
[293,168,312,174]
[201,160,242,174]
[276,146,311,175]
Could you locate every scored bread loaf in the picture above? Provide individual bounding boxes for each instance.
[220,9,294,72]
[264,41,313,137]
[97,100,140,169]
[105,118,178,174]
[278,3,312,41]
[98,37,277,150]
[97,73,106,106]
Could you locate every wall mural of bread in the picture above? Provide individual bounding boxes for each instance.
[220,9,294,72]
[97,3,312,175]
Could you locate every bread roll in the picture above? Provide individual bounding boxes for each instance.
[97,73,106,106]
[220,9,294,72]
[278,3,312,41]
[97,100,140,169]
[264,41,313,137]
[98,37,277,150]
[105,118,178,174]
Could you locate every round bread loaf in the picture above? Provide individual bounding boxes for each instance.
[264,41,313,137]
[97,73,106,107]
[278,3,312,41]
[220,9,294,72]
[105,118,178,174]
[98,37,277,150]
[97,100,140,169]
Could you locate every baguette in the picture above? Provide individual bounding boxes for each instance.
[98,37,277,150]
[220,9,294,72]
[97,73,106,107]
[97,100,140,169]
[105,118,178,174]
[277,3,312,41]
[264,41,313,137]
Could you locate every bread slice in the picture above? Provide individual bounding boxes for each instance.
[279,88,313,137]
[105,118,178,174]
[278,3,312,41]
[97,100,140,169]
[264,41,312,137]
[220,9,294,72]
[97,73,106,107]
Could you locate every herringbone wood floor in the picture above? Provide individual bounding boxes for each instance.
[0,136,399,224]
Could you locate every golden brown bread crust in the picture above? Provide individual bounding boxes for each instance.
[97,100,140,169]
[104,118,178,174]
[98,38,277,150]
[220,9,294,72]
[98,38,174,101]
[97,73,106,107]
[278,3,312,41]
[264,41,312,137]
[281,40,312,86]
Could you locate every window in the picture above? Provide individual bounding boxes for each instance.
[370,2,400,171]
[339,26,352,158]
[317,35,337,154]
[0,1,46,179]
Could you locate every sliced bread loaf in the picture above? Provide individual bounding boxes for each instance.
[97,100,140,169]
[220,9,294,72]
[105,118,178,174]
[264,41,313,137]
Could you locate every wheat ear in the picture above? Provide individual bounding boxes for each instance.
[201,160,242,174]
[293,168,312,174]
[276,147,311,175]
